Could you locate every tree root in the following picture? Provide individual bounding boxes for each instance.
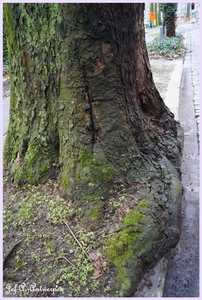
[3,238,25,267]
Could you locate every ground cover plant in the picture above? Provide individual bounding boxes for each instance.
[147,34,184,59]
[4,168,151,297]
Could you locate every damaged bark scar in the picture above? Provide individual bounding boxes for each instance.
[83,68,100,145]
[93,59,105,75]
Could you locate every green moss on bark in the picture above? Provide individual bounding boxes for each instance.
[11,139,51,185]
[60,149,114,201]
[106,209,146,294]
[3,3,62,184]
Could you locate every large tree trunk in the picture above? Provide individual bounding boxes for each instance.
[165,14,176,37]
[4,3,183,296]
[4,3,179,196]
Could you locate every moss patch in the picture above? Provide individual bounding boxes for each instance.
[106,209,145,287]
[89,204,102,221]
[11,139,51,185]
[60,149,114,202]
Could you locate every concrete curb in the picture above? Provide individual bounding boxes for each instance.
[134,257,169,297]
[164,58,184,121]
[189,29,200,141]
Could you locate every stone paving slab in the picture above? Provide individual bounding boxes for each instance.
[164,59,183,121]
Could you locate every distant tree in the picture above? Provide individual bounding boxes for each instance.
[161,3,178,37]
[186,3,190,18]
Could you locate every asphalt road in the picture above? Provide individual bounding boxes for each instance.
[176,21,200,34]
[163,29,199,297]
[145,21,199,44]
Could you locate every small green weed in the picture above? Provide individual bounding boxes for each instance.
[19,202,33,221]
[47,196,69,224]
[14,249,27,271]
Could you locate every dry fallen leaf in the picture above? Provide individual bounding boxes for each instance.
[89,250,106,279]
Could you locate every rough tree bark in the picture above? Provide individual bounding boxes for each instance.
[4,3,183,296]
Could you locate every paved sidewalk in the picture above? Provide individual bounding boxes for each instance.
[150,57,183,122]
[164,59,183,121]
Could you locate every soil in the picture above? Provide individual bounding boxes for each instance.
[2,57,181,297]
[3,166,122,297]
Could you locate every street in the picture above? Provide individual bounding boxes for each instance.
[163,28,199,297]
[145,21,200,44]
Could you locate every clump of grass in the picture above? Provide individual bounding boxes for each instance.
[147,34,184,58]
